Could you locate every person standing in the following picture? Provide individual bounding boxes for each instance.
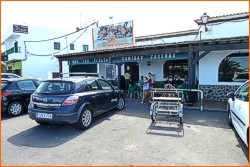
[124,71,131,91]
[141,72,153,103]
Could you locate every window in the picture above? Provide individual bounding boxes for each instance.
[82,45,88,52]
[75,81,87,93]
[163,60,188,79]
[218,52,249,82]
[98,80,112,90]
[54,42,60,50]
[85,79,100,91]
[235,82,249,102]
[70,44,74,50]
[17,80,36,90]
[35,81,73,95]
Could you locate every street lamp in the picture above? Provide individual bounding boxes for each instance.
[201,13,209,32]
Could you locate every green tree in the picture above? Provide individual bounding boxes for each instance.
[1,62,7,73]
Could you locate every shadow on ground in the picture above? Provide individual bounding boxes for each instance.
[7,109,117,148]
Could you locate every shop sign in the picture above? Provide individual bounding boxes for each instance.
[112,52,188,63]
[13,24,28,34]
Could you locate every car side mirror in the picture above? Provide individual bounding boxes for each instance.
[227,92,235,101]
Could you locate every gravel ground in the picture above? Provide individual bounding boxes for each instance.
[1,100,248,166]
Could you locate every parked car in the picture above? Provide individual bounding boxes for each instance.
[1,78,41,116]
[1,73,21,78]
[227,80,249,147]
[28,77,125,130]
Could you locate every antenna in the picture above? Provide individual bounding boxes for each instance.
[80,13,82,28]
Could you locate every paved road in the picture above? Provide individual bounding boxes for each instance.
[1,100,248,165]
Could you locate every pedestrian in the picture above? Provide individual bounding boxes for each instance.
[124,71,131,91]
[141,72,153,103]
[171,76,177,86]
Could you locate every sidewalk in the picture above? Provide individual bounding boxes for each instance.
[186,100,227,112]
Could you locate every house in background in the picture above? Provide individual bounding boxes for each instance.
[1,23,96,79]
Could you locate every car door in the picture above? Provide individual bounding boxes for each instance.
[231,82,249,140]
[85,79,106,114]
[97,79,117,110]
[16,80,37,108]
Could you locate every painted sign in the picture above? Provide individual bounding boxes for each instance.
[92,20,133,50]
[68,58,110,65]
[68,52,188,65]
[112,52,188,63]
[13,24,28,34]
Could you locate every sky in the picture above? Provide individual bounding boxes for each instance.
[1,1,249,37]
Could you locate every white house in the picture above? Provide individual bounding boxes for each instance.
[1,23,97,79]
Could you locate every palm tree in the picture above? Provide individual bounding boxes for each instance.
[219,56,241,75]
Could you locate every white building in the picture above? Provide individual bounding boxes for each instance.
[1,23,96,79]
[56,12,248,101]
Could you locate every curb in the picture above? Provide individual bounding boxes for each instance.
[184,106,227,112]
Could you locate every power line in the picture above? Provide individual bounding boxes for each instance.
[24,22,97,43]
[24,22,97,58]
[28,28,88,56]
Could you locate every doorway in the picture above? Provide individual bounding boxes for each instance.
[124,62,139,84]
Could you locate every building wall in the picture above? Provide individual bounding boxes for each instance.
[138,61,165,81]
[199,49,248,85]
[2,24,95,79]
[198,49,248,101]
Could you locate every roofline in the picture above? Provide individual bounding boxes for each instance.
[194,12,249,25]
[135,29,198,41]
[55,35,249,58]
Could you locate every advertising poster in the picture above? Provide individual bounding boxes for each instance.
[92,20,134,50]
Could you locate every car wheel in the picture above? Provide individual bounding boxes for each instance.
[36,121,48,125]
[7,101,23,116]
[76,107,93,130]
[117,97,125,110]
[228,104,233,127]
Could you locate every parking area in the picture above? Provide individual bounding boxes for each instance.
[1,100,248,166]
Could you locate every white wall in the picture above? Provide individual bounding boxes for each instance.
[2,24,95,79]
[136,19,248,46]
[22,56,58,79]
[138,61,165,81]
[199,49,248,85]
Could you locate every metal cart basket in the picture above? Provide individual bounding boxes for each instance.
[150,89,184,124]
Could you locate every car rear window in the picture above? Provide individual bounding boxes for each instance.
[1,82,10,90]
[35,81,73,95]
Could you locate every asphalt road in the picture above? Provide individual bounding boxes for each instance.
[1,100,248,166]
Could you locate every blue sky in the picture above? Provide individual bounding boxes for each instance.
[1,1,249,37]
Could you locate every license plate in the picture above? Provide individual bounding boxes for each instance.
[36,113,53,119]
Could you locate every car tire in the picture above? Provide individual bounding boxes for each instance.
[117,97,125,110]
[228,104,233,127]
[36,121,48,125]
[76,107,93,130]
[7,101,23,116]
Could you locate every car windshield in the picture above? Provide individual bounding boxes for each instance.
[35,81,73,95]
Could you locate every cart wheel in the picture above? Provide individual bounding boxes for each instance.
[180,117,183,124]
